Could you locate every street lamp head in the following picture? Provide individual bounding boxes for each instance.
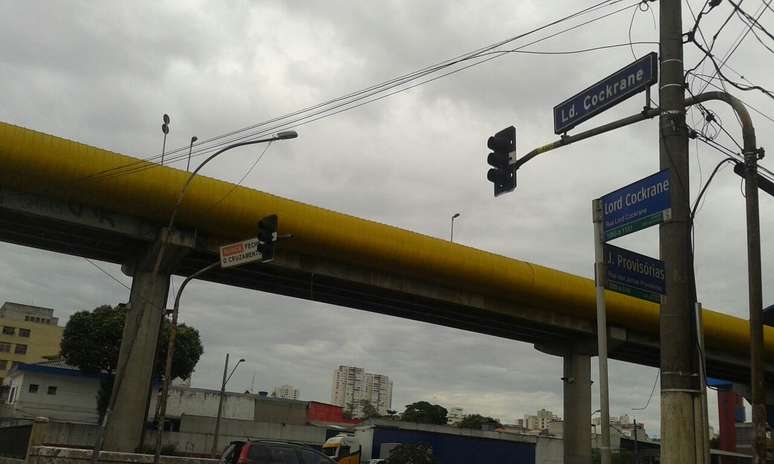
[238,358,246,363]
[276,130,298,140]
[191,136,198,143]
[452,213,461,219]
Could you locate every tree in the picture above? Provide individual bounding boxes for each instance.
[401,401,447,425]
[456,414,502,430]
[385,443,437,464]
[60,304,204,417]
[359,399,380,419]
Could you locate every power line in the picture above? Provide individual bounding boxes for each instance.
[61,1,641,187]
[84,258,131,291]
[694,0,772,95]
[687,71,774,124]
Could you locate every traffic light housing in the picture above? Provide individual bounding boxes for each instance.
[733,161,774,197]
[487,126,516,196]
[257,214,278,262]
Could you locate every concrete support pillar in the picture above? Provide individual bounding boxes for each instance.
[103,234,188,453]
[563,352,592,464]
[536,340,596,464]
[103,268,170,452]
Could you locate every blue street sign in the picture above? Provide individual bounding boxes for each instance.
[554,52,657,134]
[602,169,671,241]
[604,244,665,303]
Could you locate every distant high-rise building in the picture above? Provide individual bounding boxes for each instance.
[331,366,393,417]
[0,302,64,387]
[272,384,299,400]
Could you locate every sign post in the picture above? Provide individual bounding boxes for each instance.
[592,169,671,464]
[592,199,612,464]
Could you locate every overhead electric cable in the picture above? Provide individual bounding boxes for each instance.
[66,1,641,185]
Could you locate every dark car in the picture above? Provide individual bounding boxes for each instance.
[220,440,337,464]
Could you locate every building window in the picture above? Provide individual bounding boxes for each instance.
[2,326,14,335]
[14,344,27,355]
[0,360,6,370]
[29,384,39,393]
[0,343,9,353]
[24,316,29,321]
[47,386,57,395]
[19,328,30,337]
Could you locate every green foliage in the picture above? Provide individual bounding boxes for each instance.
[61,305,125,374]
[60,304,204,418]
[456,414,502,430]
[401,401,447,425]
[385,443,437,464]
[359,399,380,419]
[155,322,204,381]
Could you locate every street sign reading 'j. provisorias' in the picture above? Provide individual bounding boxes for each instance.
[604,243,665,303]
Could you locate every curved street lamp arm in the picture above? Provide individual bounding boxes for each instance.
[225,360,244,386]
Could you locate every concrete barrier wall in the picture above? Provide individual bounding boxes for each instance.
[45,422,99,448]
[0,457,24,464]
[151,417,328,455]
[536,436,564,464]
[28,447,218,464]
[0,424,32,459]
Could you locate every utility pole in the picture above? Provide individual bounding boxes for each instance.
[633,419,639,464]
[659,2,699,464]
[211,353,229,456]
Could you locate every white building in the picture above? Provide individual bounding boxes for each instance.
[272,384,299,400]
[1,360,102,424]
[331,366,393,417]
[525,408,559,431]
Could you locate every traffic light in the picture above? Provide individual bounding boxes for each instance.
[257,214,278,262]
[733,162,774,197]
[486,126,516,196]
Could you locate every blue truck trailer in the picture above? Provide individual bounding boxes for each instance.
[353,419,558,464]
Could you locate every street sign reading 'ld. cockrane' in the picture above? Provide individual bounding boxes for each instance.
[604,243,665,303]
[553,52,658,134]
[602,169,671,241]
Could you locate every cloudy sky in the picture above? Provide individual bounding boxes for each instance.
[2,0,774,437]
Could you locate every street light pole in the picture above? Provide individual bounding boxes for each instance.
[186,136,198,172]
[161,114,170,166]
[150,130,297,464]
[211,354,245,456]
[153,260,219,464]
[450,213,460,242]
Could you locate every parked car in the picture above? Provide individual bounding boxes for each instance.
[220,440,336,464]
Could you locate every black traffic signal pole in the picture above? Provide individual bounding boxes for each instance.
[507,90,766,464]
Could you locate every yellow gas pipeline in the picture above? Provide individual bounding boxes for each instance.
[0,121,765,359]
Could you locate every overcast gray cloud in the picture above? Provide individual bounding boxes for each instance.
[1,0,773,438]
